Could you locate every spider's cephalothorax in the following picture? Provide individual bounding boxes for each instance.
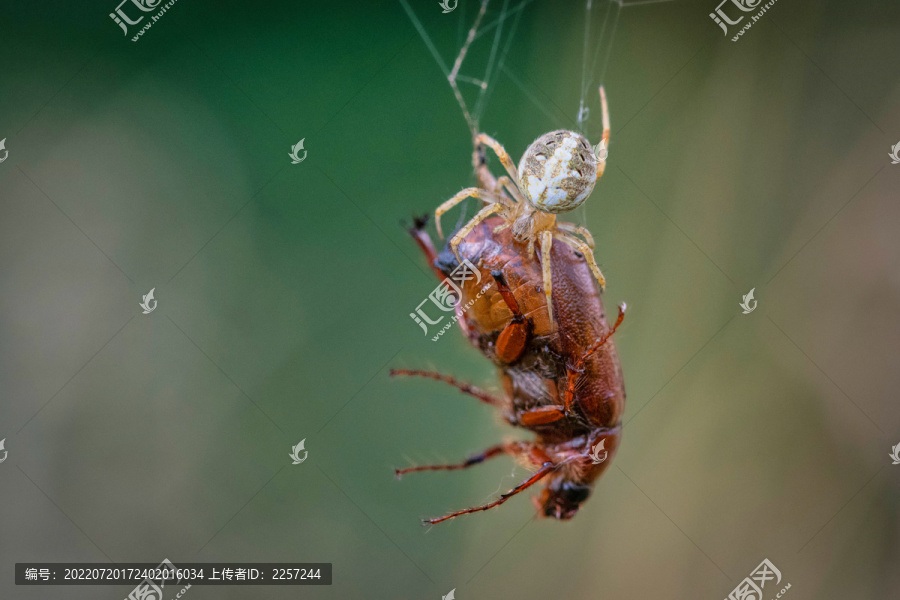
[435,87,612,324]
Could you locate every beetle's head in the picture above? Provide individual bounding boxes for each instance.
[535,479,592,520]
[517,130,599,215]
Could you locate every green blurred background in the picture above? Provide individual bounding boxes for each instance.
[1,0,898,598]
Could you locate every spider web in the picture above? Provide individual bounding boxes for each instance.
[399,0,677,226]
[576,0,682,137]
[398,0,532,139]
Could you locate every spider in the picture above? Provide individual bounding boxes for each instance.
[435,87,611,324]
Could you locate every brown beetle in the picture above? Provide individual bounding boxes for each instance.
[394,212,626,524]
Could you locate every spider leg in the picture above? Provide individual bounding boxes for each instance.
[423,462,556,525]
[475,133,520,184]
[488,178,519,211]
[555,232,606,291]
[395,442,529,478]
[389,368,502,406]
[435,188,503,239]
[449,203,503,262]
[496,176,526,205]
[473,140,498,193]
[540,230,555,324]
[597,86,610,181]
[556,221,595,249]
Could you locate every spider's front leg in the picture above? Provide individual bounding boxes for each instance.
[448,203,504,262]
[435,188,496,239]
[491,177,524,235]
[597,86,610,181]
[475,133,520,183]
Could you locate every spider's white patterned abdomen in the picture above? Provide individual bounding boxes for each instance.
[517,130,598,214]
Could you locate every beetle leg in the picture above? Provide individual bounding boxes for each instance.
[491,270,522,317]
[519,405,567,426]
[562,304,627,414]
[491,271,530,364]
[407,219,472,337]
[579,303,627,364]
[540,230,555,324]
[523,302,620,422]
[423,461,557,525]
[389,369,502,406]
[395,442,530,478]
[407,216,451,283]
